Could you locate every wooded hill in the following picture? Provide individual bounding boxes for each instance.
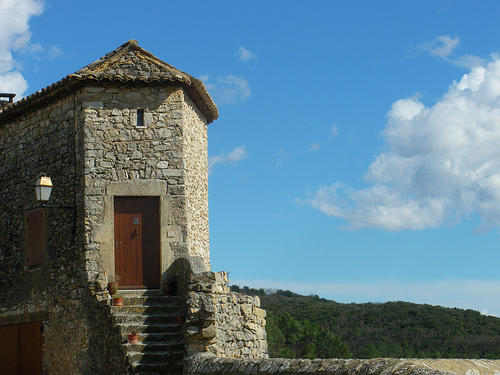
[230,286,500,359]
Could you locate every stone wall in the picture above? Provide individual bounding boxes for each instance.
[0,41,215,373]
[185,355,500,375]
[0,78,212,373]
[185,272,268,358]
[0,94,79,294]
[80,82,210,288]
[0,92,128,374]
[183,93,210,270]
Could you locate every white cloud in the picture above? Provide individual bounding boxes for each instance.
[331,124,338,136]
[455,54,487,69]
[304,56,500,232]
[420,35,460,58]
[419,35,485,68]
[209,145,247,174]
[231,278,500,317]
[308,143,322,151]
[48,45,62,59]
[201,75,251,105]
[0,0,44,98]
[236,46,256,61]
[275,148,291,167]
[0,71,28,94]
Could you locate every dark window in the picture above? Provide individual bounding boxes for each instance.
[27,208,44,266]
[137,109,144,127]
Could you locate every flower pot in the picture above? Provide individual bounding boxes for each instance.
[108,282,118,296]
[127,333,138,344]
[176,315,185,324]
[112,297,123,306]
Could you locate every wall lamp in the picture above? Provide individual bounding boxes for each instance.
[33,175,76,244]
[35,176,75,210]
[35,176,53,202]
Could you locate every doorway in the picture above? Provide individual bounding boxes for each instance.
[0,321,42,374]
[114,196,160,289]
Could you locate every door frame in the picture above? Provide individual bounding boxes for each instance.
[94,180,180,290]
[0,313,48,375]
[114,196,160,289]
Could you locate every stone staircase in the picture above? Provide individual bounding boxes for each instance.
[111,290,186,375]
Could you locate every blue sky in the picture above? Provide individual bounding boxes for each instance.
[3,0,500,316]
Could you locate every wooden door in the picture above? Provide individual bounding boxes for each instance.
[20,322,43,374]
[0,322,42,375]
[114,196,160,289]
[0,324,19,374]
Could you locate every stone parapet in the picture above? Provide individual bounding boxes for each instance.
[185,354,500,375]
[185,272,268,358]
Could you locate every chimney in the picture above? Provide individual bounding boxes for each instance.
[0,93,16,110]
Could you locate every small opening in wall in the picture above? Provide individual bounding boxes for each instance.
[137,109,144,127]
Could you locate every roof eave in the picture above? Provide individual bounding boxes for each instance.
[1,40,219,124]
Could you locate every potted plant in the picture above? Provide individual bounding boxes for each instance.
[108,274,121,296]
[127,330,139,344]
[112,294,123,306]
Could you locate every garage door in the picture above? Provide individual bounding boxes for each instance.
[0,321,42,374]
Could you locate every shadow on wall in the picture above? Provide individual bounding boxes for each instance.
[164,256,208,299]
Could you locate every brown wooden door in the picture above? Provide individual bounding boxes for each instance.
[0,324,19,374]
[0,322,42,375]
[114,196,160,289]
[20,322,43,374]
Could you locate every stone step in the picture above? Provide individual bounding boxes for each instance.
[121,331,184,344]
[118,322,184,335]
[111,304,183,314]
[123,341,184,353]
[130,362,183,375]
[118,289,165,296]
[113,313,184,325]
[126,349,184,363]
[110,290,186,374]
[112,291,180,306]
[119,295,180,305]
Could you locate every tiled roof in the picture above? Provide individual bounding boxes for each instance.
[0,40,218,123]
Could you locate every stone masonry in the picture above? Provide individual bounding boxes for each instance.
[2,39,500,375]
[0,40,218,374]
[185,272,268,358]
[81,81,211,289]
[185,356,500,375]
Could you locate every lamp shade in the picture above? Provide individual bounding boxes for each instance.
[35,176,53,201]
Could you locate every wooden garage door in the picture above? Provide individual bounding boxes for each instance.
[0,321,42,374]
[114,196,160,289]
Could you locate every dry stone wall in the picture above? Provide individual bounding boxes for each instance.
[185,355,500,375]
[182,94,210,269]
[0,41,214,374]
[185,272,268,358]
[80,82,210,288]
[0,93,128,374]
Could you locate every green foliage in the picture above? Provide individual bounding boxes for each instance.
[231,285,500,359]
[266,312,351,359]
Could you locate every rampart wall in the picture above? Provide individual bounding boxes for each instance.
[185,271,268,358]
[182,272,500,375]
[185,355,500,375]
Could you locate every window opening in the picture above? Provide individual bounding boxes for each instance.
[27,208,44,266]
[137,109,144,127]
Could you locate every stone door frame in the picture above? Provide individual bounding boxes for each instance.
[94,180,180,289]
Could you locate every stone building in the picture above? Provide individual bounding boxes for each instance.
[2,39,500,375]
[0,40,267,374]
